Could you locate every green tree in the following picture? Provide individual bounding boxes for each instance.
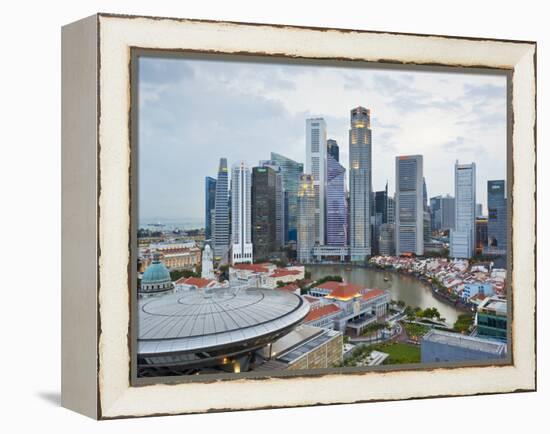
[453,314,474,333]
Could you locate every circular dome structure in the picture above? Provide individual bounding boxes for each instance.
[140,253,174,296]
[137,287,310,374]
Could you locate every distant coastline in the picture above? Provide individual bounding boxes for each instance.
[139,217,204,231]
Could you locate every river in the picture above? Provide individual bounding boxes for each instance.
[306,264,461,324]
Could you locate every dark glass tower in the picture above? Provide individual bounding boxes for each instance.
[204,176,217,240]
[251,166,278,260]
[327,138,339,162]
[213,158,230,262]
[487,180,507,253]
[270,152,304,244]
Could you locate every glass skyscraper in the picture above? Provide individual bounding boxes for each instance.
[204,176,217,240]
[213,158,230,262]
[270,152,303,244]
[251,166,278,260]
[259,160,285,249]
[349,106,372,261]
[450,161,476,259]
[430,195,455,232]
[374,184,389,224]
[395,155,424,256]
[327,138,339,162]
[487,180,507,254]
[326,154,347,246]
[297,174,316,263]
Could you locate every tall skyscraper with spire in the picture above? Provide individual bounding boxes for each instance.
[231,161,253,264]
[348,106,372,261]
[213,158,230,262]
[306,118,327,246]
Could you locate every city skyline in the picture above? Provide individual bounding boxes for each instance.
[138,56,507,222]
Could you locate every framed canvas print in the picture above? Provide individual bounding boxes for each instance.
[61,13,536,419]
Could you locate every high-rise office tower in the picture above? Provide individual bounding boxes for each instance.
[327,138,339,162]
[487,180,507,254]
[213,158,230,262]
[204,176,217,240]
[375,183,389,224]
[476,217,488,254]
[231,161,253,264]
[306,118,327,246]
[372,184,389,255]
[379,189,389,223]
[379,223,395,256]
[297,174,316,263]
[430,195,455,232]
[423,210,431,242]
[259,160,285,249]
[441,195,456,231]
[326,154,347,246]
[395,155,424,256]
[387,195,395,224]
[430,196,442,232]
[251,165,278,260]
[270,152,304,244]
[450,161,476,259]
[349,106,373,261]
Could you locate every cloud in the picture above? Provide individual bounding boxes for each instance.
[463,82,506,100]
[137,56,507,221]
[442,136,465,150]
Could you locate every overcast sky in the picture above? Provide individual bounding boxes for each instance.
[138,55,507,225]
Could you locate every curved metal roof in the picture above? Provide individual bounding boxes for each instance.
[138,287,310,356]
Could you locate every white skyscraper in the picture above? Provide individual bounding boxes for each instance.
[450,161,476,259]
[306,118,327,246]
[231,161,253,264]
[395,155,424,256]
[349,107,372,261]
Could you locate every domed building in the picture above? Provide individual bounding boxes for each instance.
[139,253,175,298]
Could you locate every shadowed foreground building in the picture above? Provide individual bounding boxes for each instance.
[421,329,506,363]
[476,297,507,341]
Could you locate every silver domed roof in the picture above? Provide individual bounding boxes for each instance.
[138,287,310,356]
